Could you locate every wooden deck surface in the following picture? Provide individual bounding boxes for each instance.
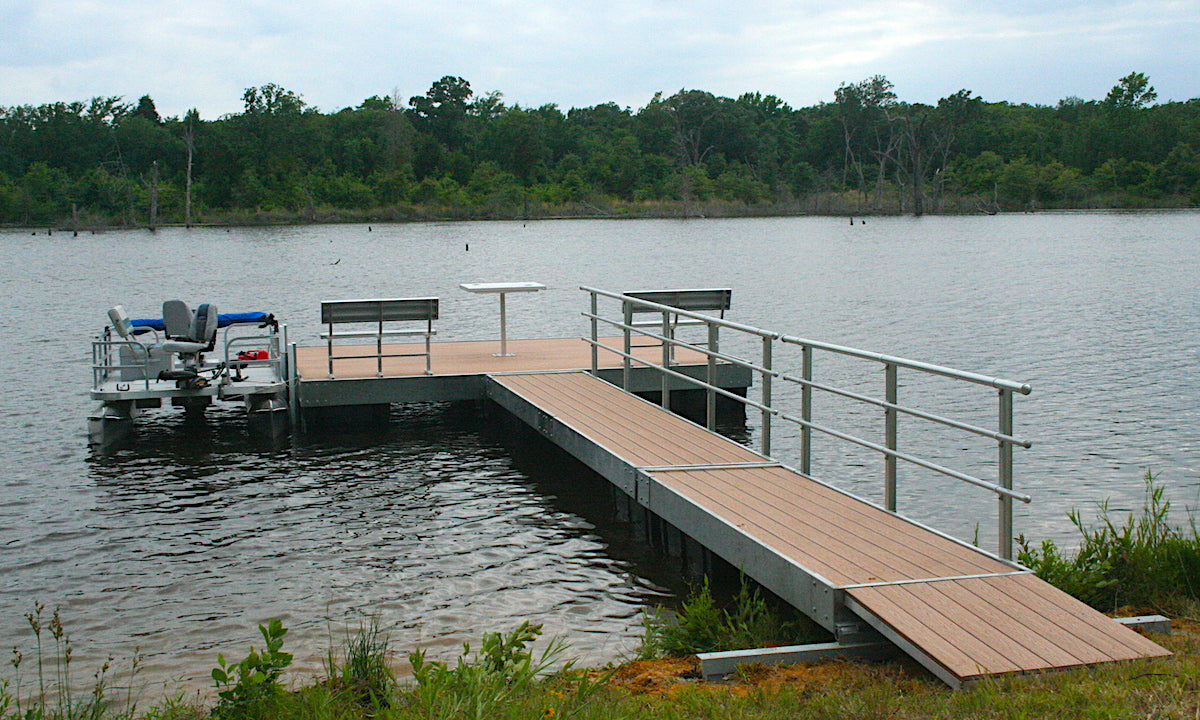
[487,370,1171,686]
[651,465,1011,586]
[845,574,1171,681]
[492,370,763,467]
[295,336,708,380]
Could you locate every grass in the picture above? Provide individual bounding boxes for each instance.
[4,474,1200,719]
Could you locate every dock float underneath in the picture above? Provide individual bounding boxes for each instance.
[485,370,1170,688]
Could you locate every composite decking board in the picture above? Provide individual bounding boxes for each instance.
[848,583,1011,678]
[985,574,1169,660]
[510,373,716,466]
[540,389,750,466]
[494,372,762,467]
[1012,574,1169,658]
[751,470,1006,577]
[495,372,716,466]
[548,374,755,462]
[847,576,1170,680]
[656,467,1010,584]
[723,466,1008,578]
[657,473,928,585]
[514,372,717,456]
[494,374,707,467]
[295,337,710,380]
[921,578,1070,670]
[655,469,979,586]
[902,581,1092,669]
[672,469,996,583]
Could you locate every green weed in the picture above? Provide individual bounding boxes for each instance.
[1018,470,1200,614]
[407,621,611,720]
[4,603,142,720]
[639,576,826,658]
[210,619,292,720]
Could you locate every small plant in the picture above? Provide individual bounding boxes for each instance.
[408,621,609,720]
[210,619,293,719]
[639,576,825,658]
[324,617,395,708]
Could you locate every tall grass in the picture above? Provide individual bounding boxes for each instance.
[1018,470,1200,615]
[639,577,827,658]
[3,603,145,720]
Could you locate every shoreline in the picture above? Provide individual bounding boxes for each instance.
[4,201,1198,233]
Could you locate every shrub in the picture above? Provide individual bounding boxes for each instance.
[1018,470,1200,614]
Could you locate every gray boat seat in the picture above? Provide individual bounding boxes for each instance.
[192,303,219,350]
[162,300,194,340]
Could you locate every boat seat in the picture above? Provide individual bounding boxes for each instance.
[192,303,219,351]
[162,300,194,339]
[107,305,135,339]
[159,300,218,356]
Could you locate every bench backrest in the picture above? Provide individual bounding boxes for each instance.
[623,288,732,315]
[321,297,439,324]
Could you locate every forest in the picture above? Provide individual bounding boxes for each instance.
[1,72,1197,226]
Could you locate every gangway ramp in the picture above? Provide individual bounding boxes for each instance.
[485,370,1170,688]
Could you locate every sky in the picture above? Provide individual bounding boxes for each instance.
[3,0,1198,119]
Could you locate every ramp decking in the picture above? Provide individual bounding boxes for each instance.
[485,370,1170,688]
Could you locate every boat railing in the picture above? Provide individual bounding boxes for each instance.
[222,324,287,383]
[92,333,157,391]
[581,286,1034,560]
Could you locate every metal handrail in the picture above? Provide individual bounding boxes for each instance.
[778,334,1032,394]
[92,337,154,391]
[224,332,285,382]
[582,286,780,339]
[582,286,1034,559]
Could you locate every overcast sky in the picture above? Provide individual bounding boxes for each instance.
[3,0,1198,119]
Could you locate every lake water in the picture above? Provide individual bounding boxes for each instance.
[1,212,1198,694]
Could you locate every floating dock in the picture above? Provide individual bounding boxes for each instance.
[94,288,1170,687]
[288,326,1170,688]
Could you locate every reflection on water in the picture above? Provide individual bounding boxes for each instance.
[1,212,1199,692]
[66,403,682,689]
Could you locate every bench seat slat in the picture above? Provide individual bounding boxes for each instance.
[623,288,731,314]
[321,297,439,377]
[320,329,437,339]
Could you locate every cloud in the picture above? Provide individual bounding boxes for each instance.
[1,0,1196,119]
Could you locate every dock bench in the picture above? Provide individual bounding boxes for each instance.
[321,297,438,377]
[623,288,732,352]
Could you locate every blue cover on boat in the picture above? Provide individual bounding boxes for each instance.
[130,311,276,334]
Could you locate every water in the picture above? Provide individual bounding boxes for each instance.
[1,212,1198,693]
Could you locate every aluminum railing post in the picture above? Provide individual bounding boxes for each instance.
[622,301,632,391]
[761,336,772,456]
[589,292,598,375]
[998,387,1015,560]
[706,323,718,430]
[661,311,671,409]
[288,341,300,429]
[800,344,813,475]
[885,362,898,512]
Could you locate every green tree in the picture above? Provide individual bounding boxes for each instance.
[1105,72,1157,110]
[409,76,473,146]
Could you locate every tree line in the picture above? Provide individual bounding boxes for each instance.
[1,72,1197,226]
